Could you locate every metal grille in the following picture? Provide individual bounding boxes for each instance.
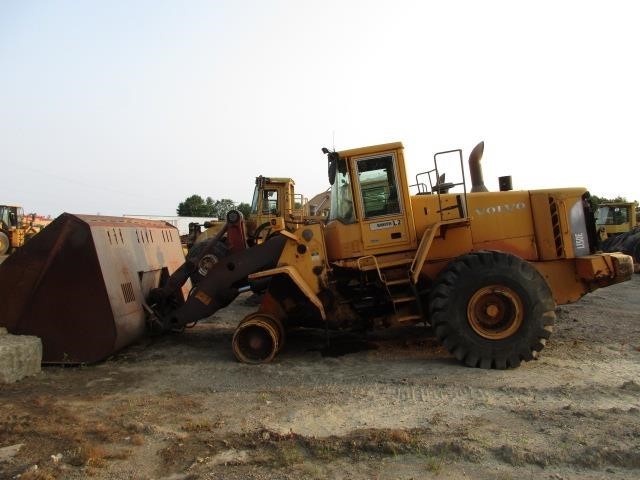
[548,197,564,257]
[121,282,136,303]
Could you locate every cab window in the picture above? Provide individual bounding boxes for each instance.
[328,159,356,224]
[250,186,260,214]
[263,190,279,215]
[597,206,629,225]
[357,155,401,218]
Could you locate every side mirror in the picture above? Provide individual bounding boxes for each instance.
[324,148,340,185]
[328,159,337,185]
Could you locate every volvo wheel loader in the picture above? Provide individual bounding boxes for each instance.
[0,141,633,368]
[145,141,632,369]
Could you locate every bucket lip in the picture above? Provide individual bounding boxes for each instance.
[63,213,177,230]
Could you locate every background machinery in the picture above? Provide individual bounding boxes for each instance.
[185,176,312,252]
[596,201,637,236]
[596,201,640,271]
[184,176,323,288]
[0,204,40,255]
[245,175,310,244]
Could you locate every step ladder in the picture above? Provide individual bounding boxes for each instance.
[356,256,424,325]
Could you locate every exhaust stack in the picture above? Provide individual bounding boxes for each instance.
[469,141,488,193]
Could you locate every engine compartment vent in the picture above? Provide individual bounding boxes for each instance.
[549,197,564,257]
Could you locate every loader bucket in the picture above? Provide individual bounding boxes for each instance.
[0,213,189,364]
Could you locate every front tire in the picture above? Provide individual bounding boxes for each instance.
[232,313,285,364]
[428,251,555,369]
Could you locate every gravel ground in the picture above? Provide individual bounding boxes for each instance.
[1,275,639,480]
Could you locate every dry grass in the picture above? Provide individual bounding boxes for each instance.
[387,429,412,444]
[129,434,145,446]
[19,470,57,480]
[66,443,107,467]
[273,443,306,466]
[104,449,132,460]
[181,418,222,433]
[424,454,445,474]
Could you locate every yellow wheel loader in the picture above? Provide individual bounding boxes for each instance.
[184,174,331,290]
[0,205,40,255]
[0,142,633,368]
[186,176,312,250]
[143,141,633,369]
[183,176,315,288]
[245,175,310,244]
[596,201,640,271]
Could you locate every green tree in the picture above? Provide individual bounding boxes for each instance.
[236,202,251,219]
[590,194,628,205]
[212,199,237,219]
[177,194,216,216]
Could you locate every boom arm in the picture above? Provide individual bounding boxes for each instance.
[147,234,288,331]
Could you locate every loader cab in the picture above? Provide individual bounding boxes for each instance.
[247,176,307,243]
[249,176,304,217]
[596,202,637,237]
[0,205,23,231]
[0,205,26,255]
[324,143,417,260]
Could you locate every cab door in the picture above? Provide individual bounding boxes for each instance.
[353,151,412,252]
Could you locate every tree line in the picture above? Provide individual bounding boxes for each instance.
[177,195,251,219]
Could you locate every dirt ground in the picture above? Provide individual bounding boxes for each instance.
[1,275,639,480]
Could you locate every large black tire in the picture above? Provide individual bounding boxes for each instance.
[603,227,640,265]
[428,251,555,369]
[0,231,9,255]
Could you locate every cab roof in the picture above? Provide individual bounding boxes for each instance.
[337,142,404,158]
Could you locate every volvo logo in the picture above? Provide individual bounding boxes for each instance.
[475,202,526,215]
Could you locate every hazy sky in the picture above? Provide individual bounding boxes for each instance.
[1,1,638,217]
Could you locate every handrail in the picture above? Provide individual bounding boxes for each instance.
[409,218,469,285]
[356,255,385,284]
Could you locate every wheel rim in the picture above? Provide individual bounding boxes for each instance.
[467,285,523,340]
[232,314,283,363]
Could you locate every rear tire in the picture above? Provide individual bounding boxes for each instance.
[428,251,555,369]
[0,232,9,255]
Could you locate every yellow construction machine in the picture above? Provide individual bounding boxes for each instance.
[146,141,632,368]
[0,204,40,255]
[186,176,310,249]
[0,141,633,368]
[596,201,640,271]
[245,175,309,243]
[596,201,637,237]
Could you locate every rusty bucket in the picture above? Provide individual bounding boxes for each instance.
[0,213,189,363]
